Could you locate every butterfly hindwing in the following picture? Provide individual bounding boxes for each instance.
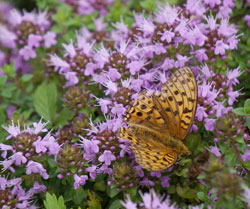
[131,144,177,171]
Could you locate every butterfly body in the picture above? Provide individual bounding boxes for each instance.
[118,67,197,171]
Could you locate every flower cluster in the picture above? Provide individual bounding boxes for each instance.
[0,121,59,179]
[186,0,236,19]
[60,0,115,15]
[0,9,56,71]
[50,36,94,86]
[122,189,177,209]
[0,176,46,209]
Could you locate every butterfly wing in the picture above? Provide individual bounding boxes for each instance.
[155,67,197,140]
[125,91,167,132]
[118,128,177,171]
[131,143,177,171]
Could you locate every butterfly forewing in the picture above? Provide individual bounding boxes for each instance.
[158,67,197,140]
[125,92,167,132]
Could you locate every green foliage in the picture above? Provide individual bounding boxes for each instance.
[44,193,67,209]
[233,99,250,125]
[33,82,58,122]
[86,191,102,209]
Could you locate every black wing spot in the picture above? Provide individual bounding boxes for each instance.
[168,96,173,101]
[165,107,171,112]
[174,111,179,116]
[181,120,189,125]
[177,101,183,106]
[137,112,143,116]
[174,91,179,95]
[183,108,192,113]
[188,98,195,102]
[147,110,153,114]
[141,104,147,109]
[181,92,187,96]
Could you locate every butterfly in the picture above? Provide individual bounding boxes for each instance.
[118,67,197,171]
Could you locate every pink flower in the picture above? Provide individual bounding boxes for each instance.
[43,31,56,48]
[208,146,221,157]
[82,138,99,160]
[98,150,116,166]
[73,174,88,189]
[161,30,175,43]
[244,15,250,27]
[3,121,21,139]
[214,40,229,55]
[204,0,221,8]
[26,161,49,179]
[11,152,27,166]
[27,34,42,48]
[241,149,250,162]
[204,118,216,131]
[19,46,36,60]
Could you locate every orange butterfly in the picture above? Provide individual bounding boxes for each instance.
[118,67,197,171]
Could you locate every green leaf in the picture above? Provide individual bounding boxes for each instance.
[21,74,33,82]
[140,0,156,11]
[246,117,250,129]
[0,107,6,126]
[244,99,250,114]
[224,151,237,166]
[87,191,102,209]
[1,84,16,98]
[185,133,201,153]
[197,192,208,201]
[243,160,250,170]
[44,193,67,209]
[53,108,74,128]
[108,199,122,209]
[33,82,57,122]
[0,75,7,87]
[94,180,106,192]
[107,185,120,198]
[176,185,197,199]
[232,107,246,116]
[72,188,85,205]
[2,64,15,78]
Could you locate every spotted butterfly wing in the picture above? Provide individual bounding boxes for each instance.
[131,144,177,171]
[155,67,197,140]
[118,67,197,171]
[124,91,168,133]
[118,127,177,171]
